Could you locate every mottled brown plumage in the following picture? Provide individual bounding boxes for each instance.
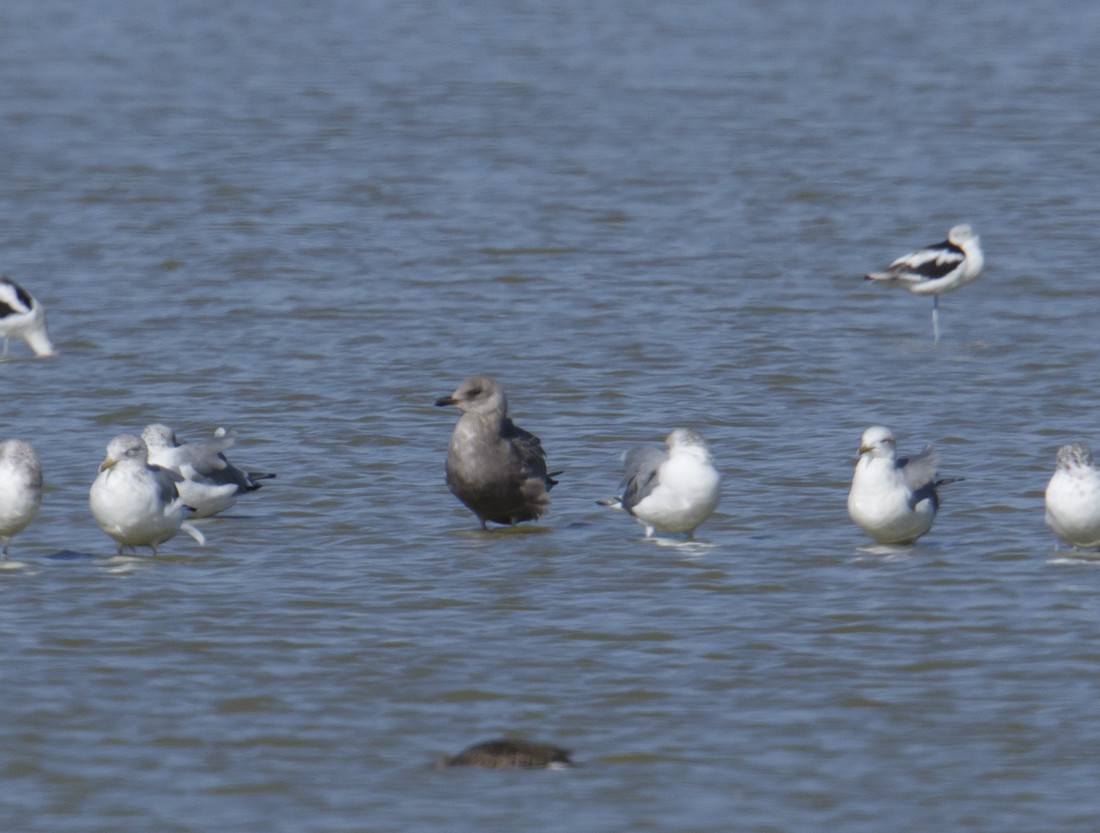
[435,376,558,528]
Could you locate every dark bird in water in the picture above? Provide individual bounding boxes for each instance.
[441,738,574,770]
[435,375,558,529]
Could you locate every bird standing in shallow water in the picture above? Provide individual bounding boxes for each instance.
[847,426,958,545]
[435,375,557,529]
[0,439,43,557]
[599,428,720,539]
[1044,442,1100,550]
[89,434,205,555]
[141,423,275,518]
[0,276,56,358]
[865,224,983,343]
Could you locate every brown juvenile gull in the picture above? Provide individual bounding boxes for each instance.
[0,275,56,357]
[0,439,43,557]
[441,738,574,770]
[141,423,275,518]
[435,375,558,529]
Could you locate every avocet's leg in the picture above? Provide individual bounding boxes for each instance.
[931,295,941,344]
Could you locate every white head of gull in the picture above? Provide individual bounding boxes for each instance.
[0,276,56,358]
[1044,442,1100,550]
[865,224,983,342]
[0,439,43,557]
[847,425,958,546]
[89,433,206,555]
[435,375,558,529]
[600,428,720,539]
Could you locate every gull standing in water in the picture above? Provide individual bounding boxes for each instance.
[435,375,558,529]
[0,439,43,557]
[89,434,205,555]
[0,276,56,357]
[1044,442,1100,549]
[141,423,275,518]
[847,426,958,545]
[599,428,720,539]
[865,224,983,342]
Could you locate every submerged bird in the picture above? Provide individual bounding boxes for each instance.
[599,428,720,538]
[0,439,43,557]
[89,434,205,555]
[0,275,56,357]
[435,375,558,529]
[1044,442,1100,549]
[865,224,983,342]
[441,738,574,770]
[847,426,958,545]
[141,423,275,518]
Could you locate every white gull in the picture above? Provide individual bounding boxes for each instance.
[141,423,275,518]
[600,428,720,539]
[89,434,205,555]
[1044,442,1100,549]
[847,425,958,545]
[0,439,43,557]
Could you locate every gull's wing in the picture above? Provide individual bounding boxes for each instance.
[501,417,556,489]
[619,446,668,512]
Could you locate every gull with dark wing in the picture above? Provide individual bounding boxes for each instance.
[0,439,43,557]
[865,224,983,342]
[847,426,958,545]
[1044,442,1100,550]
[89,434,205,555]
[599,428,720,539]
[435,375,558,529]
[141,424,275,518]
[0,276,56,357]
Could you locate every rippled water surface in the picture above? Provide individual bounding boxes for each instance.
[5,0,1100,830]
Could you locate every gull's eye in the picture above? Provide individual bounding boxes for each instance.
[467,387,482,398]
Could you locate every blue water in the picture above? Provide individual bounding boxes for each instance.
[4,0,1100,830]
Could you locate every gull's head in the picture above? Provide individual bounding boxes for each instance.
[858,426,897,460]
[0,438,40,470]
[100,433,149,471]
[435,375,507,416]
[141,423,178,451]
[666,428,711,460]
[1056,442,1094,471]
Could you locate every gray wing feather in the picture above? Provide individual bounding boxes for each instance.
[899,444,939,492]
[174,437,235,478]
[151,464,184,506]
[619,446,668,511]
